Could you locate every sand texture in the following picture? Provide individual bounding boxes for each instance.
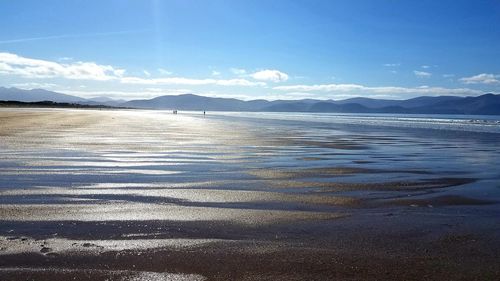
[0,108,499,280]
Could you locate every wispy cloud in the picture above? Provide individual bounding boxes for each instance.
[273,83,484,97]
[211,70,221,76]
[0,30,148,45]
[143,70,151,77]
[158,68,172,75]
[62,89,193,100]
[58,57,73,62]
[459,73,500,84]
[250,69,288,82]
[414,70,432,77]
[230,68,247,75]
[383,63,400,67]
[11,82,59,90]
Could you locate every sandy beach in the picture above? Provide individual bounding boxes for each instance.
[0,108,499,280]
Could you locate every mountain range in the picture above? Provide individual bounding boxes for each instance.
[1,86,500,115]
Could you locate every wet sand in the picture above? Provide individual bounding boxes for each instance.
[0,108,499,280]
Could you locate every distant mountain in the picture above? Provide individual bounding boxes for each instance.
[0,87,87,103]
[333,96,463,108]
[2,86,500,115]
[261,101,311,112]
[408,93,500,115]
[0,100,116,109]
[333,97,398,108]
[0,87,125,107]
[310,102,371,113]
[124,93,500,115]
[88,96,126,103]
[123,94,258,111]
[395,96,464,108]
[87,96,127,107]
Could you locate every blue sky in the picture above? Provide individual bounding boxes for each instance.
[1,0,499,100]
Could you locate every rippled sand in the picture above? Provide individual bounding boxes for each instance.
[0,108,499,280]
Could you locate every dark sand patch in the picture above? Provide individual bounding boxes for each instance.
[300,157,324,161]
[1,234,499,281]
[247,167,377,179]
[248,166,435,181]
[299,140,369,150]
[388,195,497,207]
[271,177,475,192]
[352,160,374,164]
[0,267,205,281]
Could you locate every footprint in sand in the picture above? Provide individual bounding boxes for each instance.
[40,246,52,254]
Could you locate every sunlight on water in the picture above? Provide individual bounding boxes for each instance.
[208,111,500,133]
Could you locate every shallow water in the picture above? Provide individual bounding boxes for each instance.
[211,111,500,133]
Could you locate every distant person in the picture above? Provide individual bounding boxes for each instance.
[203,110,206,116]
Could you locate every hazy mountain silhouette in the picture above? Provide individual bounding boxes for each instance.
[407,93,500,115]
[124,93,500,115]
[0,87,124,106]
[333,96,463,108]
[2,87,499,115]
[125,94,254,111]
[0,87,87,103]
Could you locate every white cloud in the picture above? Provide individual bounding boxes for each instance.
[459,73,500,84]
[383,63,400,67]
[145,88,165,92]
[413,70,432,77]
[143,70,151,77]
[114,69,126,77]
[158,68,172,75]
[0,52,266,88]
[211,70,221,76]
[250,69,289,82]
[62,89,193,100]
[216,79,265,86]
[11,82,58,89]
[275,84,364,92]
[273,83,484,97]
[230,68,246,75]
[120,76,265,87]
[0,52,124,81]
